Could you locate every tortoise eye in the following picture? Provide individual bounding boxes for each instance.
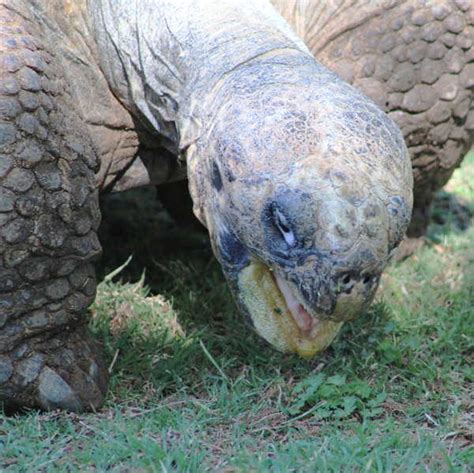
[272,205,296,247]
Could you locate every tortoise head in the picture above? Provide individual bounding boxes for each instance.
[186,70,413,357]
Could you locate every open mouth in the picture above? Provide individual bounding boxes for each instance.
[273,272,318,333]
[237,259,343,357]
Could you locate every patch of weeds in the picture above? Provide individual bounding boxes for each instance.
[288,372,387,420]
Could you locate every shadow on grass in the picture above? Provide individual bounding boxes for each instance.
[427,190,473,243]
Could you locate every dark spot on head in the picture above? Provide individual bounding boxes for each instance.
[211,161,223,191]
[225,167,236,183]
[217,228,248,269]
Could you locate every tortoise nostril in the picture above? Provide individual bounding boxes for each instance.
[339,273,354,294]
[342,274,351,285]
[338,273,374,292]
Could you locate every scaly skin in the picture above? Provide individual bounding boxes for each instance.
[273,0,474,238]
[0,4,107,411]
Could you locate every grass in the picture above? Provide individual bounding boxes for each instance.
[1,154,473,472]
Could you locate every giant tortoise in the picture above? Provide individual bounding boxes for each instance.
[0,0,472,412]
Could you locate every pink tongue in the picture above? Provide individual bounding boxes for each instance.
[275,274,314,332]
[295,305,314,332]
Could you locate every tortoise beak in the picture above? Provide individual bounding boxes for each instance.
[236,259,344,357]
[232,248,382,357]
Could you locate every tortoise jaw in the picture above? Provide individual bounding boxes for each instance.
[237,259,343,357]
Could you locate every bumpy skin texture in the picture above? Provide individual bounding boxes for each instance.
[273,0,474,237]
[0,4,107,411]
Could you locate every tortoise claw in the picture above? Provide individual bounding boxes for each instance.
[2,325,108,413]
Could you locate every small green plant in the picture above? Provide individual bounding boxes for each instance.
[289,373,387,420]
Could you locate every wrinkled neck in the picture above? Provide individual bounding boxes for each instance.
[88,0,310,154]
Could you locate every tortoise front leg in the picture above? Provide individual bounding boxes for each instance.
[0,6,107,411]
